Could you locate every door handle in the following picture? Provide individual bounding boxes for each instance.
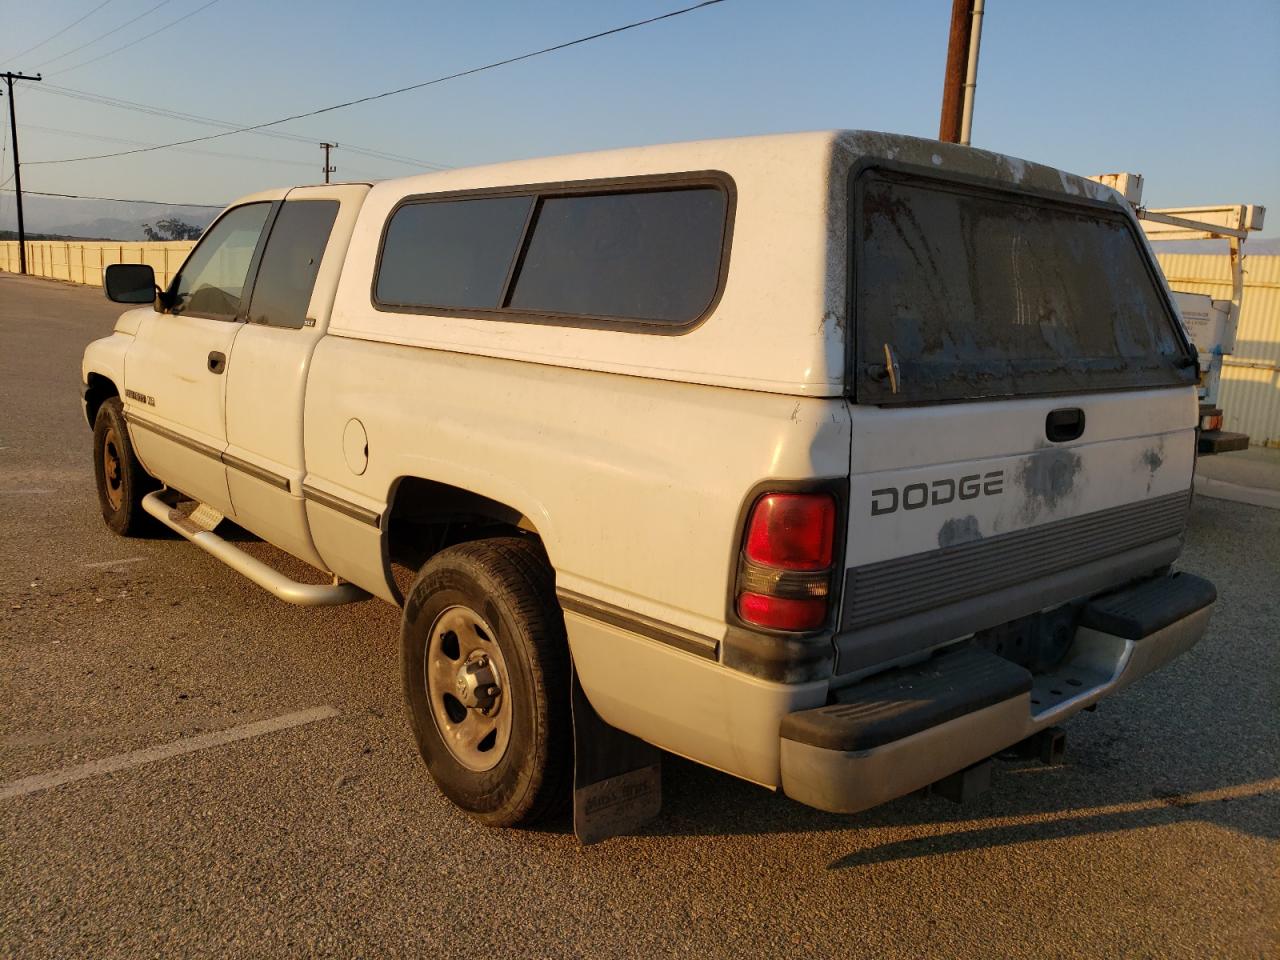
[208,351,227,375]
[1045,407,1085,443]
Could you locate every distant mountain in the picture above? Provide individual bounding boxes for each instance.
[0,193,218,240]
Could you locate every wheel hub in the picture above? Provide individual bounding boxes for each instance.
[424,605,513,772]
[454,654,501,713]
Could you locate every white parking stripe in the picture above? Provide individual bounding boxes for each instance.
[83,557,146,569]
[0,706,340,801]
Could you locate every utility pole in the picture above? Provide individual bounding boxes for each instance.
[2,71,42,275]
[938,1,985,146]
[958,0,985,146]
[938,0,971,143]
[320,142,337,184]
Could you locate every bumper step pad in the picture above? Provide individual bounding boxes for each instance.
[1198,429,1250,454]
[1080,572,1217,641]
[781,646,1031,753]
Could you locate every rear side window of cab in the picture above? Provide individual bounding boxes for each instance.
[372,174,734,331]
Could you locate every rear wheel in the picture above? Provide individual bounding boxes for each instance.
[400,537,571,826]
[92,397,157,536]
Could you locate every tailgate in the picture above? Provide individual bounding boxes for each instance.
[837,390,1196,673]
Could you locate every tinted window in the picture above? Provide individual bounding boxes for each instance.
[854,171,1193,403]
[247,200,340,329]
[507,189,726,323]
[376,195,533,309]
[171,203,271,319]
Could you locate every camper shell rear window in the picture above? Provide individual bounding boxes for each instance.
[850,165,1196,404]
[374,174,733,331]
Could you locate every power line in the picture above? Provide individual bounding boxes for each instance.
[30,81,453,170]
[21,120,333,169]
[1,0,116,64]
[0,118,10,203]
[1,187,223,207]
[27,0,727,167]
[53,0,225,76]
[36,0,174,69]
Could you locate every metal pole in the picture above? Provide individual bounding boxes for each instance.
[958,0,985,146]
[2,72,41,275]
[938,0,971,143]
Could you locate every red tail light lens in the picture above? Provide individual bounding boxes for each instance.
[737,592,828,631]
[736,491,838,632]
[745,493,836,570]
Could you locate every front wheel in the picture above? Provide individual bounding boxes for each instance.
[400,537,572,827]
[92,397,157,536]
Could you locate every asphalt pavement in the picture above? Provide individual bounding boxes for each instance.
[1,272,1277,959]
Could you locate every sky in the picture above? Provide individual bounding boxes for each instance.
[0,0,1277,235]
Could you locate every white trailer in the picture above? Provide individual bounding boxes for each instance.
[1090,173,1265,453]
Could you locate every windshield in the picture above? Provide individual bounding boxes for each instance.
[851,168,1195,404]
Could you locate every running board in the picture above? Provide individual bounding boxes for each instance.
[141,490,370,607]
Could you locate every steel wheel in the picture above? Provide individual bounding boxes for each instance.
[92,396,157,536]
[101,425,125,511]
[424,604,513,772]
[401,537,572,826]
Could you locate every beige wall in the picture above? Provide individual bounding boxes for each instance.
[1155,252,1280,448]
[0,239,196,289]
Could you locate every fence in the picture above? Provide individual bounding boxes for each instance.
[0,239,197,289]
[1154,252,1280,448]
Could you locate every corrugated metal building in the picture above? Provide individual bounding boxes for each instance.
[1154,252,1280,448]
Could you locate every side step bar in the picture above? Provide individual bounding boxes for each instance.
[141,490,369,607]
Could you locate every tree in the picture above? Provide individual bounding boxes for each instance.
[143,218,203,241]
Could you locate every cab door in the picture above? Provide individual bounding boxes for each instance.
[124,200,277,514]
[222,185,367,567]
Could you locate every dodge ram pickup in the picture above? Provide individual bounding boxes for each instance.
[82,131,1217,832]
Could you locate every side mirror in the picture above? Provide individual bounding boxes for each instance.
[104,263,158,304]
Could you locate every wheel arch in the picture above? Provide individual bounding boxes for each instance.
[84,372,119,428]
[383,474,553,602]
[82,331,134,428]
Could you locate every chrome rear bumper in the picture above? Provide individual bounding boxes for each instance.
[780,573,1214,814]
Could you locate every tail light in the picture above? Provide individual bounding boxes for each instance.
[735,492,837,631]
[1200,412,1223,432]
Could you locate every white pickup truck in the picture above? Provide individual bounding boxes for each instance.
[82,131,1217,832]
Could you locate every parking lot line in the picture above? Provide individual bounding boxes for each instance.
[0,706,341,801]
[82,557,146,569]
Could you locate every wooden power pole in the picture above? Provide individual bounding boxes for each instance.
[320,142,337,184]
[938,0,971,143]
[2,71,42,275]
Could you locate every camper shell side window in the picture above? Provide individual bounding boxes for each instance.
[372,173,735,333]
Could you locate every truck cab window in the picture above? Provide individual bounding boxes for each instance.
[246,200,341,329]
[169,203,272,320]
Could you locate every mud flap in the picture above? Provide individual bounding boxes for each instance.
[571,666,662,845]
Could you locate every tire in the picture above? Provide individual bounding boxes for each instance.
[92,397,157,536]
[400,536,572,827]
